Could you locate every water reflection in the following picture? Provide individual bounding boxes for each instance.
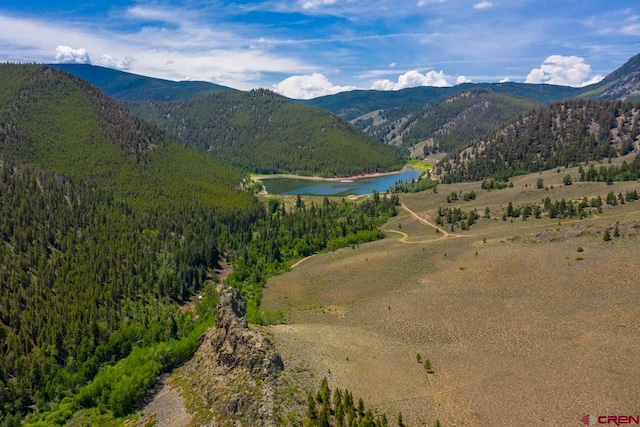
[260,168,423,196]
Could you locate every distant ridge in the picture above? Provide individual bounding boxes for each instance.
[51,63,234,102]
[576,53,640,101]
[301,82,580,122]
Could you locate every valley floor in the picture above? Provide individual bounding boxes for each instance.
[261,170,640,426]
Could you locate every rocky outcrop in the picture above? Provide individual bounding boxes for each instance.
[176,288,285,426]
[211,288,284,378]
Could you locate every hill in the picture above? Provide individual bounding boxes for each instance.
[0,64,408,425]
[126,89,407,177]
[302,82,579,122]
[0,64,249,209]
[51,63,234,102]
[576,53,640,101]
[303,53,640,155]
[301,82,577,159]
[436,98,640,182]
[353,89,541,156]
[261,167,640,425]
[0,64,258,424]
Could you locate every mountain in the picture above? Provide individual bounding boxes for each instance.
[51,63,234,102]
[126,89,407,177]
[302,53,640,156]
[0,64,410,426]
[0,64,249,209]
[437,98,640,183]
[302,82,580,122]
[576,53,640,101]
[352,89,541,156]
[0,63,267,425]
[301,82,578,158]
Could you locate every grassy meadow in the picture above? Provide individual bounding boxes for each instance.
[261,163,640,426]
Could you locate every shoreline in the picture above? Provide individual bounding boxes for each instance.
[251,167,411,183]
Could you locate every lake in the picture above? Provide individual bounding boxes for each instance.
[259,168,423,196]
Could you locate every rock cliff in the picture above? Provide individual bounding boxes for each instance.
[211,288,284,378]
[176,287,285,426]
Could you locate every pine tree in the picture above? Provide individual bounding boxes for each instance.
[305,392,318,424]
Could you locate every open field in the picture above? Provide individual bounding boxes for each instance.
[262,169,640,426]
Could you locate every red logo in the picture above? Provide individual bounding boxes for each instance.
[582,415,640,426]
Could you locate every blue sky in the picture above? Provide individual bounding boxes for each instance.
[1,1,639,99]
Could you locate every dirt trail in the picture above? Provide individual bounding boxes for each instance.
[291,254,316,268]
[383,202,465,243]
[400,202,451,238]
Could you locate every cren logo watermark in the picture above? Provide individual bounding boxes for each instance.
[582,415,640,426]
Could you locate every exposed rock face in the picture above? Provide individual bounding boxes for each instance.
[176,288,285,426]
[211,287,284,378]
[600,72,640,101]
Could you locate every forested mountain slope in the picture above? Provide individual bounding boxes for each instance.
[0,64,404,425]
[437,99,640,182]
[126,89,407,177]
[353,89,540,155]
[0,64,249,209]
[51,63,234,101]
[0,64,257,424]
[304,53,640,155]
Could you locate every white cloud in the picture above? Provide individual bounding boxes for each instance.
[371,70,468,90]
[473,1,493,10]
[55,45,91,64]
[274,73,356,99]
[525,55,604,87]
[499,77,511,83]
[298,0,337,9]
[99,54,135,70]
[0,11,313,91]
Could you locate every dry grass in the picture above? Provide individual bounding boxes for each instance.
[262,177,640,426]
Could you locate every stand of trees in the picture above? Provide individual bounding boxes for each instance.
[226,190,400,323]
[435,206,479,230]
[390,175,438,193]
[578,155,640,183]
[304,377,393,427]
[498,191,638,222]
[441,99,640,183]
[0,158,256,425]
